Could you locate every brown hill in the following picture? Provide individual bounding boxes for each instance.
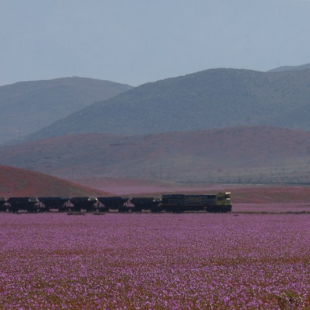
[0,77,132,144]
[0,165,110,197]
[1,126,310,184]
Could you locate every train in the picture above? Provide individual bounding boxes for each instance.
[0,192,231,214]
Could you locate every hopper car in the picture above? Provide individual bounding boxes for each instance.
[38,197,69,212]
[130,197,162,213]
[67,197,98,212]
[6,197,39,213]
[98,197,161,213]
[97,197,129,212]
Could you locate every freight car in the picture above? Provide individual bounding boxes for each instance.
[38,197,69,212]
[7,197,40,213]
[130,197,162,213]
[161,192,231,213]
[68,197,98,212]
[97,196,129,212]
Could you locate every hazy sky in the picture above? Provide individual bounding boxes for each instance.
[1,0,310,86]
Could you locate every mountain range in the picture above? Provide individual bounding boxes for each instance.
[1,65,310,189]
[20,68,310,142]
[0,77,132,144]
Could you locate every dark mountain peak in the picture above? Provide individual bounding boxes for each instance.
[0,77,133,144]
[1,76,132,88]
[268,63,310,73]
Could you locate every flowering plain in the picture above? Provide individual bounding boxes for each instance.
[0,213,310,309]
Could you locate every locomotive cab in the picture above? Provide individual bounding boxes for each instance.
[206,192,231,212]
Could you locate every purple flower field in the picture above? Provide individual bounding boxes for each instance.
[0,213,309,309]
